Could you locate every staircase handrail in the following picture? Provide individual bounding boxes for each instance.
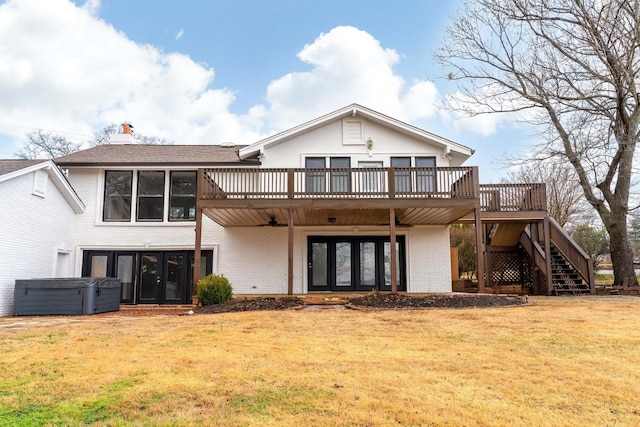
[520,226,548,276]
[547,216,595,290]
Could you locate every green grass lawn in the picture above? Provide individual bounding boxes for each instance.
[1,297,640,426]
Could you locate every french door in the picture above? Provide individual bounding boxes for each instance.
[308,236,405,292]
[83,250,212,304]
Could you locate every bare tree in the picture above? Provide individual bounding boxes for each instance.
[506,160,588,227]
[91,124,171,147]
[15,129,81,159]
[436,0,640,286]
[16,124,173,159]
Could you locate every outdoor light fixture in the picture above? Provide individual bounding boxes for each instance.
[366,137,373,150]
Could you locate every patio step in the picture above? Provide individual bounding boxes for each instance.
[301,296,350,305]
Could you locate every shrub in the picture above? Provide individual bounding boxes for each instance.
[197,274,233,305]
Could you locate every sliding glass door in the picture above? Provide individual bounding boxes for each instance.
[83,250,212,304]
[308,236,405,292]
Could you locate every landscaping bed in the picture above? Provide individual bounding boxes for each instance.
[194,293,527,314]
[196,297,305,314]
[348,293,527,309]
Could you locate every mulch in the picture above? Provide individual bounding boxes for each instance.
[109,294,528,316]
[195,293,527,314]
[348,293,527,309]
[196,297,305,314]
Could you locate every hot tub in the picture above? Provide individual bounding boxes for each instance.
[13,278,121,316]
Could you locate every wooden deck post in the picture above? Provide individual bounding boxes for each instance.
[390,208,398,294]
[193,169,205,304]
[474,205,485,293]
[471,167,485,293]
[193,205,203,304]
[288,208,294,295]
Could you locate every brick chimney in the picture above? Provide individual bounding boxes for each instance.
[108,122,136,144]
[122,123,134,135]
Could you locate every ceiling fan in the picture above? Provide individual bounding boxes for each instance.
[260,216,287,227]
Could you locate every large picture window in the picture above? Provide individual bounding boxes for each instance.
[137,171,165,221]
[102,170,196,223]
[169,171,196,221]
[103,171,132,221]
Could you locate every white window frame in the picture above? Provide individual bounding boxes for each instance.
[97,167,198,226]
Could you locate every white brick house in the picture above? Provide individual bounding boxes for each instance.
[0,104,593,313]
[52,104,478,305]
[0,160,85,316]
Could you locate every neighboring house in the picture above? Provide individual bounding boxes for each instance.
[0,160,85,316]
[2,103,592,314]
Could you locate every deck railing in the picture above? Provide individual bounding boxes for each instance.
[479,183,547,212]
[200,167,478,200]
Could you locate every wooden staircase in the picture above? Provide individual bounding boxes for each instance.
[549,246,591,294]
[518,216,595,295]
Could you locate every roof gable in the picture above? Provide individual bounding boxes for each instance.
[238,104,474,160]
[0,160,85,213]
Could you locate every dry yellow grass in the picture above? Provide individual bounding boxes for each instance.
[1,297,640,426]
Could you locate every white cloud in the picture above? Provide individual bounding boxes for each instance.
[260,26,440,130]
[0,2,487,156]
[0,0,263,149]
[81,0,100,16]
[175,28,184,40]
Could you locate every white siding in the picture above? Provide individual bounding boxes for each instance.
[0,171,77,316]
[260,118,448,168]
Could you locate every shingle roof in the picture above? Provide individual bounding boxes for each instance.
[0,159,46,176]
[55,144,255,166]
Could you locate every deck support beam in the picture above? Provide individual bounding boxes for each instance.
[288,208,294,295]
[193,205,203,304]
[390,208,398,294]
[474,203,485,293]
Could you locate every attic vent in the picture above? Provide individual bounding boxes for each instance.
[343,120,364,145]
[221,141,235,147]
[32,169,48,198]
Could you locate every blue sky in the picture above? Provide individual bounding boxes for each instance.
[0,0,532,181]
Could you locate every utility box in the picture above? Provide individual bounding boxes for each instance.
[13,278,121,316]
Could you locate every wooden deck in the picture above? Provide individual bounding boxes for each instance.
[193,167,555,296]
[197,169,548,225]
[197,166,482,227]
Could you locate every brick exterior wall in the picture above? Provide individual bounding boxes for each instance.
[407,226,453,292]
[66,167,454,295]
[0,171,77,316]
